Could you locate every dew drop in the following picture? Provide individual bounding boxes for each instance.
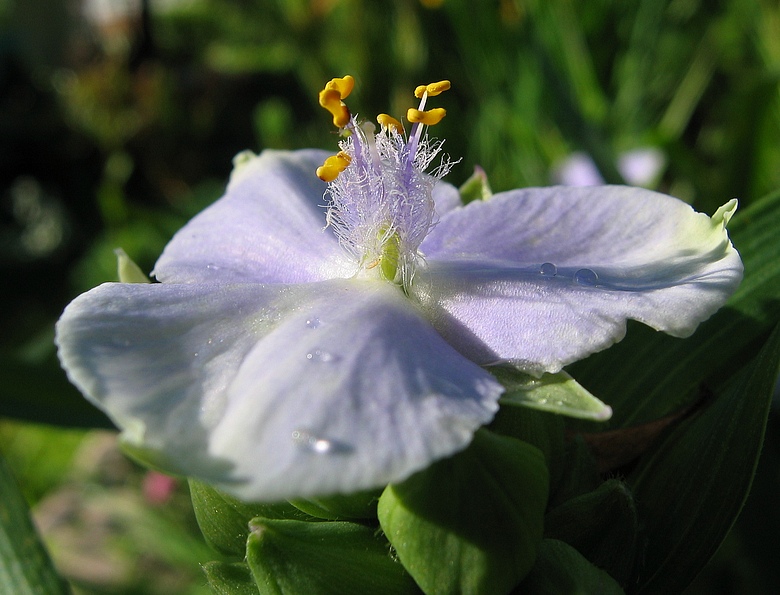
[306,348,337,362]
[305,317,321,329]
[206,263,220,271]
[574,268,599,286]
[292,430,332,454]
[539,262,557,277]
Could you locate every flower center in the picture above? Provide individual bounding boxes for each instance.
[316,76,452,288]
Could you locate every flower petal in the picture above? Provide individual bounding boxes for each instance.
[56,279,501,501]
[153,149,353,284]
[414,187,742,374]
[55,281,311,479]
[432,180,462,216]
[209,280,501,501]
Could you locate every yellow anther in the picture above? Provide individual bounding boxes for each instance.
[414,80,451,98]
[319,87,351,128]
[324,75,355,99]
[318,87,340,107]
[406,107,447,126]
[316,151,352,182]
[377,113,404,134]
[426,80,451,96]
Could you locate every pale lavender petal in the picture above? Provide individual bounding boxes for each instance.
[209,280,501,501]
[421,186,738,277]
[432,180,462,215]
[153,149,353,284]
[55,279,501,501]
[414,187,742,375]
[55,281,312,480]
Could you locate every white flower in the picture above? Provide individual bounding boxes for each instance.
[55,77,743,501]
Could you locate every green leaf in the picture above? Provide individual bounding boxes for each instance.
[494,368,612,421]
[547,436,600,508]
[288,488,381,520]
[189,480,316,558]
[0,453,70,595]
[488,406,565,489]
[245,518,418,595]
[544,479,638,586]
[378,429,549,595]
[516,539,625,595]
[569,188,780,428]
[629,323,780,594]
[203,561,260,595]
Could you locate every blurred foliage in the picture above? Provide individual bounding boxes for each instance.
[0,0,779,592]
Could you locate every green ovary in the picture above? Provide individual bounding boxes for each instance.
[379,228,401,282]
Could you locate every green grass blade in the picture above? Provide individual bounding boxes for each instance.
[0,453,70,595]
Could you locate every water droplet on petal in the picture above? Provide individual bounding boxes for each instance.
[574,268,599,286]
[540,262,557,277]
[306,348,337,362]
[305,317,321,329]
[206,263,220,271]
[292,430,332,454]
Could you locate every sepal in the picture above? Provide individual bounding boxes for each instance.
[246,518,418,594]
[203,561,260,595]
[114,247,150,283]
[289,488,382,520]
[494,367,612,421]
[189,480,315,558]
[378,429,549,594]
[458,165,492,203]
[516,539,625,594]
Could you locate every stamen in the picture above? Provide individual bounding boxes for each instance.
[324,75,355,99]
[317,74,454,289]
[407,107,447,126]
[414,80,451,98]
[377,113,404,134]
[318,88,351,128]
[408,83,449,164]
[316,151,352,182]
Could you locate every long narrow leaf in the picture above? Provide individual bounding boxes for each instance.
[0,453,70,595]
[629,324,780,593]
